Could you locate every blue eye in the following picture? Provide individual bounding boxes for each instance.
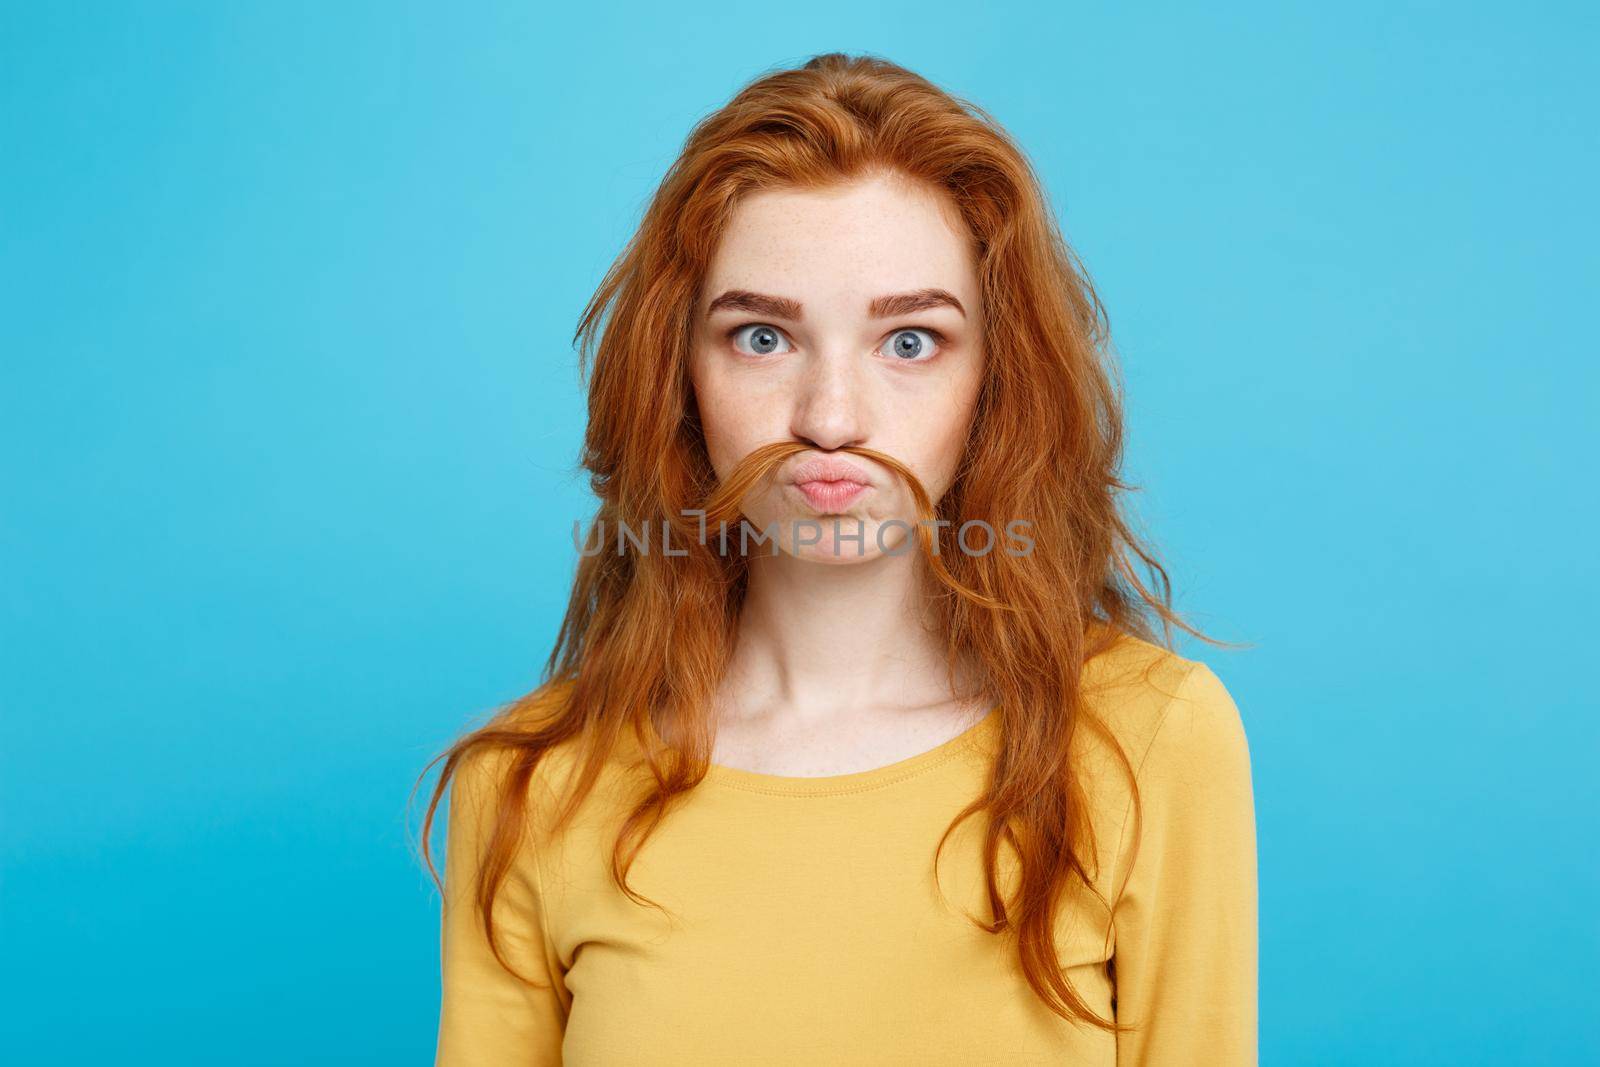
[731,324,792,356]
[727,323,945,361]
[880,328,940,362]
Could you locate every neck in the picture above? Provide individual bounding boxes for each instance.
[719,546,975,725]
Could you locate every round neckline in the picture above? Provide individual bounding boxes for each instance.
[702,705,1001,797]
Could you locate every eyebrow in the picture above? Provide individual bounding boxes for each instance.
[704,287,966,321]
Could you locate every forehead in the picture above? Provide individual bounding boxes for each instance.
[701,172,978,311]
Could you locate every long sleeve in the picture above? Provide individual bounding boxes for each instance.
[435,747,568,1066]
[1109,662,1259,1066]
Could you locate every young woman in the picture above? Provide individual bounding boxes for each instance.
[421,52,1257,1065]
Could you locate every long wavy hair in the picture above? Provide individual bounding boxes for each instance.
[415,51,1228,1033]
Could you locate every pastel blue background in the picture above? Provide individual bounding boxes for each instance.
[3,3,1595,1064]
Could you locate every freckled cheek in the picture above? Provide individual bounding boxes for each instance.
[693,372,781,476]
[887,391,978,495]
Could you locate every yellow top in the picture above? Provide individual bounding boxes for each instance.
[434,635,1258,1065]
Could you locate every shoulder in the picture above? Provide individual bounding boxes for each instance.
[449,681,590,827]
[1075,635,1256,892]
[1077,632,1254,800]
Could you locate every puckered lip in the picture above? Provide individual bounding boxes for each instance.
[787,455,873,486]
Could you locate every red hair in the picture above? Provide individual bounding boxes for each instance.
[416,51,1231,1032]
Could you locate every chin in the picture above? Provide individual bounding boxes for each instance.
[781,513,904,565]
[790,538,885,565]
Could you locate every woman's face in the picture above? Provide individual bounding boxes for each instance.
[689,170,985,564]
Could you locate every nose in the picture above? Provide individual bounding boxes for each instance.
[787,345,870,453]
